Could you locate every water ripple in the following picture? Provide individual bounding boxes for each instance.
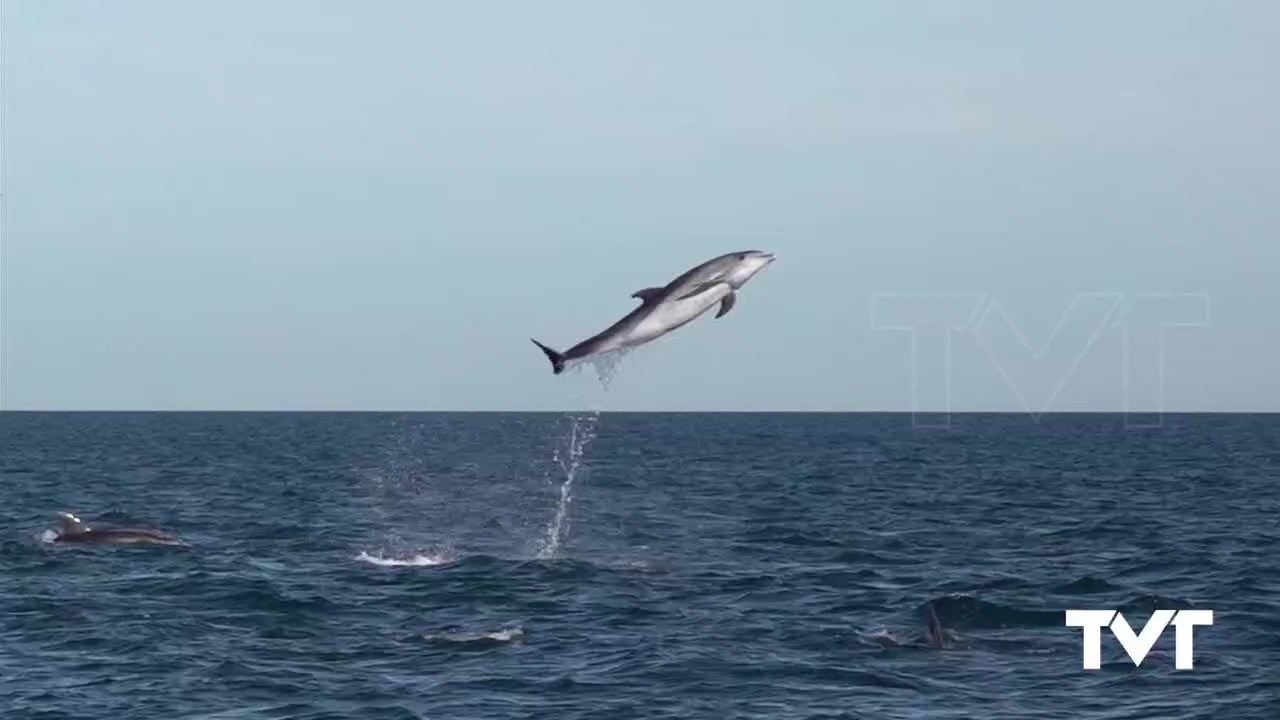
[1,412,1275,719]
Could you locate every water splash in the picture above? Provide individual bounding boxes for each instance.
[535,411,600,559]
[586,348,631,390]
[422,625,526,644]
[533,346,625,559]
[561,347,632,390]
[356,549,454,567]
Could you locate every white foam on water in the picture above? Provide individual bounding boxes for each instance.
[858,628,907,648]
[39,530,58,544]
[856,627,960,649]
[484,626,526,642]
[424,625,526,643]
[356,549,454,567]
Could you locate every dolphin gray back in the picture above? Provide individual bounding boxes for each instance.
[52,512,183,545]
[657,251,759,301]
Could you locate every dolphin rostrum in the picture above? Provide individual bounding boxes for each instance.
[51,512,184,546]
[531,250,775,374]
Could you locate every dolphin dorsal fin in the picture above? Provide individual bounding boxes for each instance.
[58,512,87,534]
[632,287,664,304]
[927,602,946,648]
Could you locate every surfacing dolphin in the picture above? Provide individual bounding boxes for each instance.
[859,599,960,650]
[50,512,185,546]
[531,250,775,374]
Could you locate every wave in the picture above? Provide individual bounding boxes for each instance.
[1118,591,1200,612]
[919,594,1066,628]
[1051,574,1122,595]
[743,525,848,548]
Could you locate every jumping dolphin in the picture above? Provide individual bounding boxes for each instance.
[50,512,184,546]
[531,250,775,374]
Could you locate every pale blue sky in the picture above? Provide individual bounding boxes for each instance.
[2,1,1276,411]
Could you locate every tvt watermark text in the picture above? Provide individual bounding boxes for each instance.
[1065,609,1213,669]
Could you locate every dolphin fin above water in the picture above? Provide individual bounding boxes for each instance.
[58,512,87,535]
[715,292,737,319]
[926,601,949,649]
[631,287,664,303]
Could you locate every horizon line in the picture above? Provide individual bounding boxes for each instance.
[1,409,1277,415]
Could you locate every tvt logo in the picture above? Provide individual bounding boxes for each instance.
[1065,609,1214,669]
[871,292,1210,427]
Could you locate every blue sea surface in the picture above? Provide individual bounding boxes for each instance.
[1,412,1276,719]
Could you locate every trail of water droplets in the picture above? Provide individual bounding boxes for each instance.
[534,411,599,559]
[587,349,629,390]
[533,349,630,559]
[562,348,630,390]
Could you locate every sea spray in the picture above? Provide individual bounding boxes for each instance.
[587,348,630,390]
[356,549,454,567]
[561,347,631,390]
[533,349,628,559]
[535,411,600,559]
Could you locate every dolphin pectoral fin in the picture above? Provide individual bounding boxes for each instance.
[715,291,737,319]
[631,287,664,303]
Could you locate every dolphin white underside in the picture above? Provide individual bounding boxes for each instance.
[578,282,733,359]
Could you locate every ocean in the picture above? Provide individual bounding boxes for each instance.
[1,412,1276,719]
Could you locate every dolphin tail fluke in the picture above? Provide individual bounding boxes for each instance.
[531,339,567,375]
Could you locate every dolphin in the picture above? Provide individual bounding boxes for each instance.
[531,250,775,374]
[859,600,960,650]
[50,512,184,546]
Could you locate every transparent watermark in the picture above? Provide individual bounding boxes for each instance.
[1065,609,1213,669]
[870,292,1210,428]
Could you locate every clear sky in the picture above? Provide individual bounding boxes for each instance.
[1,1,1276,412]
